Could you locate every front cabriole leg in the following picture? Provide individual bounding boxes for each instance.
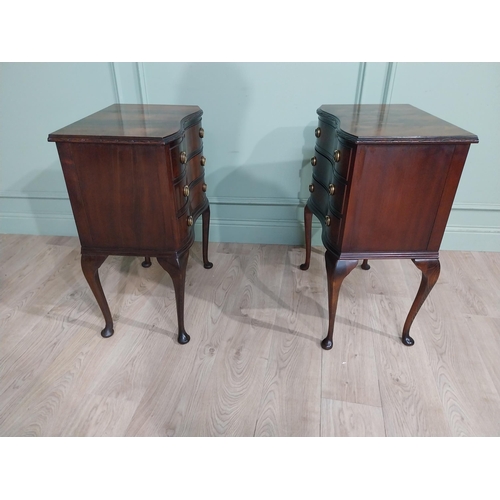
[322,252,358,350]
[157,249,190,345]
[401,258,441,346]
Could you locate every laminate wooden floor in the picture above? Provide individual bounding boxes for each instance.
[1,234,499,436]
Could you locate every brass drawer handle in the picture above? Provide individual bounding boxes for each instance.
[309,184,314,193]
[315,127,321,138]
[325,216,331,226]
[202,183,207,192]
[311,156,317,166]
[201,156,206,166]
[180,151,187,164]
[183,185,190,197]
[187,216,194,227]
[333,150,341,163]
[329,184,335,195]
[199,127,204,138]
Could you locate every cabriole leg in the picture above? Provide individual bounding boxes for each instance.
[202,205,213,269]
[81,254,114,338]
[402,258,441,346]
[322,252,358,350]
[157,249,190,345]
[300,204,313,271]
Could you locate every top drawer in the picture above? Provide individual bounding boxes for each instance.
[180,122,204,159]
[314,119,354,180]
[314,119,336,156]
[332,137,353,180]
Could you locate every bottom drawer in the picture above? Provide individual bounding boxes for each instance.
[309,176,329,215]
[323,212,342,250]
[188,178,208,217]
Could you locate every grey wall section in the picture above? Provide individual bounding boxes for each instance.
[1,62,498,251]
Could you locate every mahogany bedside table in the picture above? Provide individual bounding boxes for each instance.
[48,104,213,344]
[301,104,478,350]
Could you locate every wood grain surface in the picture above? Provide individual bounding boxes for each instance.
[1,235,499,436]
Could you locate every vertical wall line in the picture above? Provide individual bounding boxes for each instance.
[381,62,397,104]
[355,62,367,105]
[110,62,121,103]
[136,62,149,105]
[387,62,397,104]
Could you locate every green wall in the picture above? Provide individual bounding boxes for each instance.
[1,62,498,251]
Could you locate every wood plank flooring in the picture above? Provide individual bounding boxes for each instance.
[1,234,499,436]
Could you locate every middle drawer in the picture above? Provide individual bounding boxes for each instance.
[310,172,346,218]
[186,152,206,185]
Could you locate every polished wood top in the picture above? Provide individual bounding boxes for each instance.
[318,104,479,144]
[48,104,203,144]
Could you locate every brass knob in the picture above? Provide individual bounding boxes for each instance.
[183,185,190,197]
[325,216,331,227]
[309,184,314,193]
[201,156,206,166]
[315,127,321,138]
[199,127,204,138]
[187,216,194,227]
[180,151,187,164]
[311,156,317,166]
[202,183,207,192]
[333,150,341,162]
[328,184,335,195]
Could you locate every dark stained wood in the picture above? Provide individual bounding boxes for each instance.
[427,144,473,251]
[402,259,441,346]
[322,252,358,350]
[48,104,203,144]
[300,204,313,271]
[81,254,114,338]
[157,250,190,345]
[202,206,213,269]
[317,104,479,144]
[343,143,455,253]
[303,104,478,349]
[49,104,212,343]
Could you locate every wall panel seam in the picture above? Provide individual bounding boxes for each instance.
[1,191,500,212]
[136,62,148,105]
[110,62,121,103]
[354,62,366,105]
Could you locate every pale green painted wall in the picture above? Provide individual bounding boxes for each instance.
[0,63,117,235]
[1,62,498,251]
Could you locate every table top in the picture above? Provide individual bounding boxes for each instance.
[48,104,203,144]
[318,104,479,144]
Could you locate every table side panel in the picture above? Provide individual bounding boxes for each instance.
[56,142,94,247]
[62,142,183,252]
[340,143,456,253]
[427,144,471,251]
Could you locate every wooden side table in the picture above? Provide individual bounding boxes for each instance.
[301,104,478,350]
[48,104,213,344]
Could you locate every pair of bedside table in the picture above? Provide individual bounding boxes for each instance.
[49,103,478,350]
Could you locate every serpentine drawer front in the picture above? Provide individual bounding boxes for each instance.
[301,104,478,350]
[48,104,213,345]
